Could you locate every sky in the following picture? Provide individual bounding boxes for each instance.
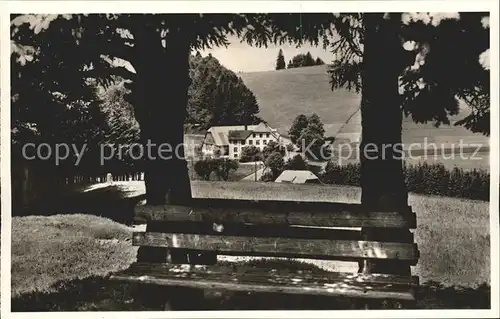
[197,12,481,73]
[14,13,489,73]
[200,35,333,73]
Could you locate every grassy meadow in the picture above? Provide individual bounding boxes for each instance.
[11,180,491,310]
[239,65,489,145]
[239,65,490,172]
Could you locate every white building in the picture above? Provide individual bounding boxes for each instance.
[274,170,321,184]
[201,122,290,159]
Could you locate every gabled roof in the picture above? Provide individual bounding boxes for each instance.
[274,170,320,184]
[252,122,273,133]
[203,131,228,146]
[204,132,216,145]
[228,130,253,140]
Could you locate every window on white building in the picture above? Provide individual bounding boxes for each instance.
[259,133,263,138]
[249,140,253,145]
[256,140,260,145]
[252,133,256,138]
[266,133,270,138]
[263,140,267,144]
[234,147,238,152]
[242,140,246,145]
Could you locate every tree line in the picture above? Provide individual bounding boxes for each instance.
[276,49,325,70]
[321,162,489,201]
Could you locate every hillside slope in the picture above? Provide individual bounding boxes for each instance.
[239,65,489,148]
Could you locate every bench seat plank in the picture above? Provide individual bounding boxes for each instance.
[110,263,416,301]
[133,232,419,264]
[134,205,417,229]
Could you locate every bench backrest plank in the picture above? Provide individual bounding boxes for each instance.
[135,205,417,229]
[132,232,419,264]
[178,198,413,212]
[142,220,414,243]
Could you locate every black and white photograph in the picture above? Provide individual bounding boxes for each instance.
[2,1,499,317]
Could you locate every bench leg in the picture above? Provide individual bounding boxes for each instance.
[358,227,414,310]
[132,216,217,310]
[165,250,215,310]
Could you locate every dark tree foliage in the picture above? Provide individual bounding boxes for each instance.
[187,54,261,129]
[287,51,322,68]
[275,49,286,70]
[298,127,330,160]
[213,158,239,181]
[265,151,285,179]
[288,113,328,160]
[194,157,238,181]
[262,140,286,163]
[285,154,308,170]
[321,161,489,201]
[194,159,215,180]
[240,145,262,162]
[288,114,309,144]
[307,113,326,136]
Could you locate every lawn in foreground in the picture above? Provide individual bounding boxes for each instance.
[11,180,491,310]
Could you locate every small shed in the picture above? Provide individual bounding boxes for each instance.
[274,170,321,184]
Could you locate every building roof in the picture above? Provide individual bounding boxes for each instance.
[203,131,228,146]
[274,170,320,184]
[228,130,253,140]
[251,122,273,133]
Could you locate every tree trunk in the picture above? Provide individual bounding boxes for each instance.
[131,23,193,259]
[358,14,412,288]
[130,21,210,309]
[360,13,408,209]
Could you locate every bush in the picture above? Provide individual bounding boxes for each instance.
[321,161,489,201]
[194,159,216,180]
[194,158,239,181]
[240,146,262,162]
[322,162,360,186]
[285,154,308,170]
[265,151,285,180]
[262,141,286,162]
[213,158,239,181]
[260,171,275,182]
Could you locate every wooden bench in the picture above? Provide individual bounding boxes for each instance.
[110,198,419,310]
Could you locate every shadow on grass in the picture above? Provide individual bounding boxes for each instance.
[11,277,491,311]
[14,184,145,226]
